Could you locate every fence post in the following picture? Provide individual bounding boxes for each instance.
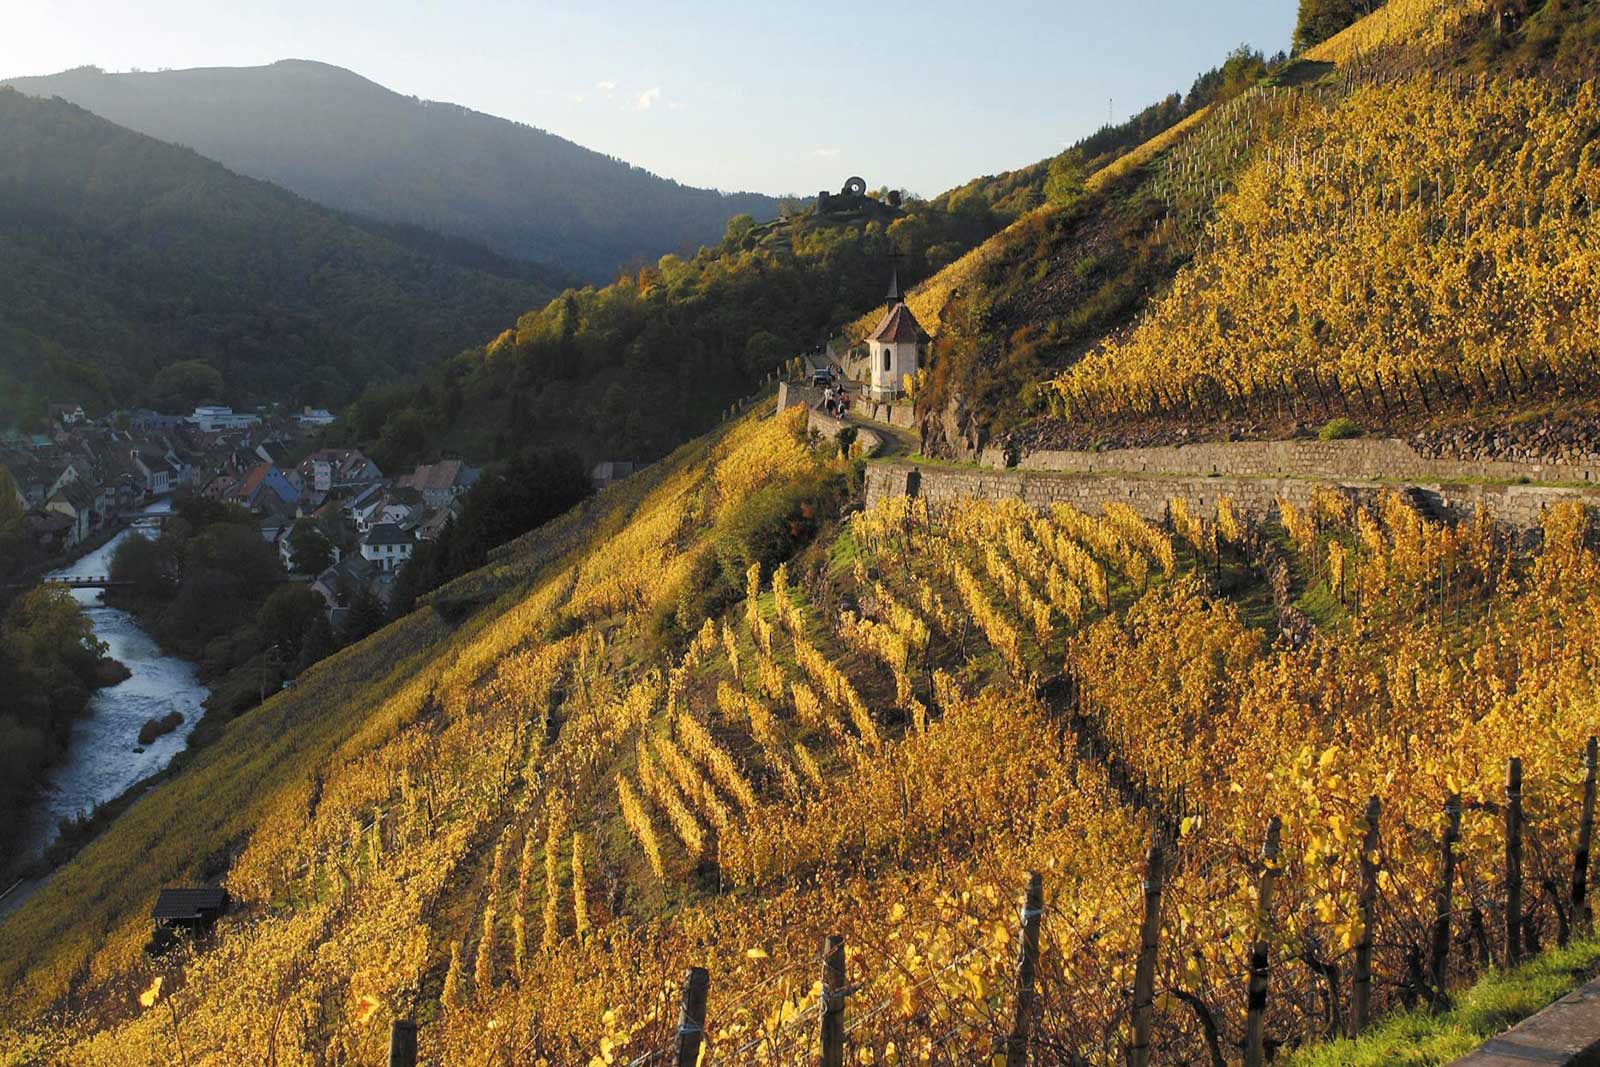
[1429,794,1462,1012]
[673,967,709,1067]
[819,935,846,1067]
[1005,872,1045,1067]
[387,1019,417,1067]
[1505,758,1524,967]
[1244,817,1282,1067]
[1351,796,1381,1036]
[1130,842,1165,1067]
[1572,737,1598,941]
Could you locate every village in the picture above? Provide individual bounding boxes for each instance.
[1,402,482,619]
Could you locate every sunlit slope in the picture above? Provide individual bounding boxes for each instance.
[13,415,1600,1062]
[0,404,841,1058]
[1304,0,1493,65]
[0,607,452,1012]
[1050,73,1600,421]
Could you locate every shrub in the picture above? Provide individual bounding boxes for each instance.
[1319,417,1361,441]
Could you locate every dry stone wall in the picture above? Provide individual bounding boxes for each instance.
[979,437,1600,486]
[865,462,1600,531]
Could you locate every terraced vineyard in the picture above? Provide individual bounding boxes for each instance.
[5,398,1599,1065]
[1049,70,1600,425]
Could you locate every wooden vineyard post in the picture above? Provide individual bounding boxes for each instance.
[1573,737,1598,940]
[1129,843,1165,1067]
[1244,817,1282,1067]
[1351,796,1381,1036]
[673,967,710,1067]
[819,935,846,1067]
[1429,795,1462,1012]
[387,1019,417,1067]
[1005,872,1045,1067]
[1505,758,1524,967]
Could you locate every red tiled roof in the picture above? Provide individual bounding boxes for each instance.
[232,462,271,500]
[867,302,928,344]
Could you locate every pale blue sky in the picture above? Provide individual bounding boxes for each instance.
[3,1,1298,197]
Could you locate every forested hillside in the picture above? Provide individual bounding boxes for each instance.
[3,61,783,280]
[340,186,1011,469]
[0,90,563,426]
[343,44,1283,472]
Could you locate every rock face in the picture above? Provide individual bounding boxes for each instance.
[925,393,987,461]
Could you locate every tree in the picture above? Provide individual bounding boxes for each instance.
[4,585,106,679]
[0,467,26,580]
[256,586,326,662]
[1043,154,1088,207]
[341,584,388,645]
[149,360,224,413]
[294,610,336,674]
[447,451,591,576]
[187,523,283,598]
[287,520,334,575]
[722,214,757,249]
[1294,0,1384,53]
[110,532,180,600]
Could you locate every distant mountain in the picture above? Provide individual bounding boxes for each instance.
[3,61,785,280]
[0,88,562,425]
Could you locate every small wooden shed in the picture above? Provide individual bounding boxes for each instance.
[151,887,229,934]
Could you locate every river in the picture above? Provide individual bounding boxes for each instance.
[10,501,210,869]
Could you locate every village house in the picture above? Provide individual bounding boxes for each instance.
[311,553,380,610]
[188,405,262,433]
[254,440,296,472]
[398,459,478,509]
[294,407,337,428]
[359,523,415,572]
[298,448,383,496]
[130,441,177,496]
[47,402,87,426]
[228,462,300,518]
[44,480,98,547]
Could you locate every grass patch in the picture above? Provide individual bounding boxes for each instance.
[1286,935,1600,1067]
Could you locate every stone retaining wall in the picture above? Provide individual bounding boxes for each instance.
[865,462,1600,530]
[855,399,916,429]
[979,437,1600,486]
[809,409,883,457]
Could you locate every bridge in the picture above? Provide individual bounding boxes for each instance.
[9,576,134,591]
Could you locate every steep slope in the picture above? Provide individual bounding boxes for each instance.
[0,89,562,424]
[3,61,783,281]
[6,399,1600,1064]
[877,0,1600,459]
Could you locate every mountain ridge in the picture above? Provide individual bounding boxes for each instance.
[0,88,560,422]
[3,60,784,280]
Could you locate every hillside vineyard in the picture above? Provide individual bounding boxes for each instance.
[9,0,1600,1063]
[1052,74,1600,424]
[4,405,1600,1063]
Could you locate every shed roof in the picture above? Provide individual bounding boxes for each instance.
[152,887,228,921]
